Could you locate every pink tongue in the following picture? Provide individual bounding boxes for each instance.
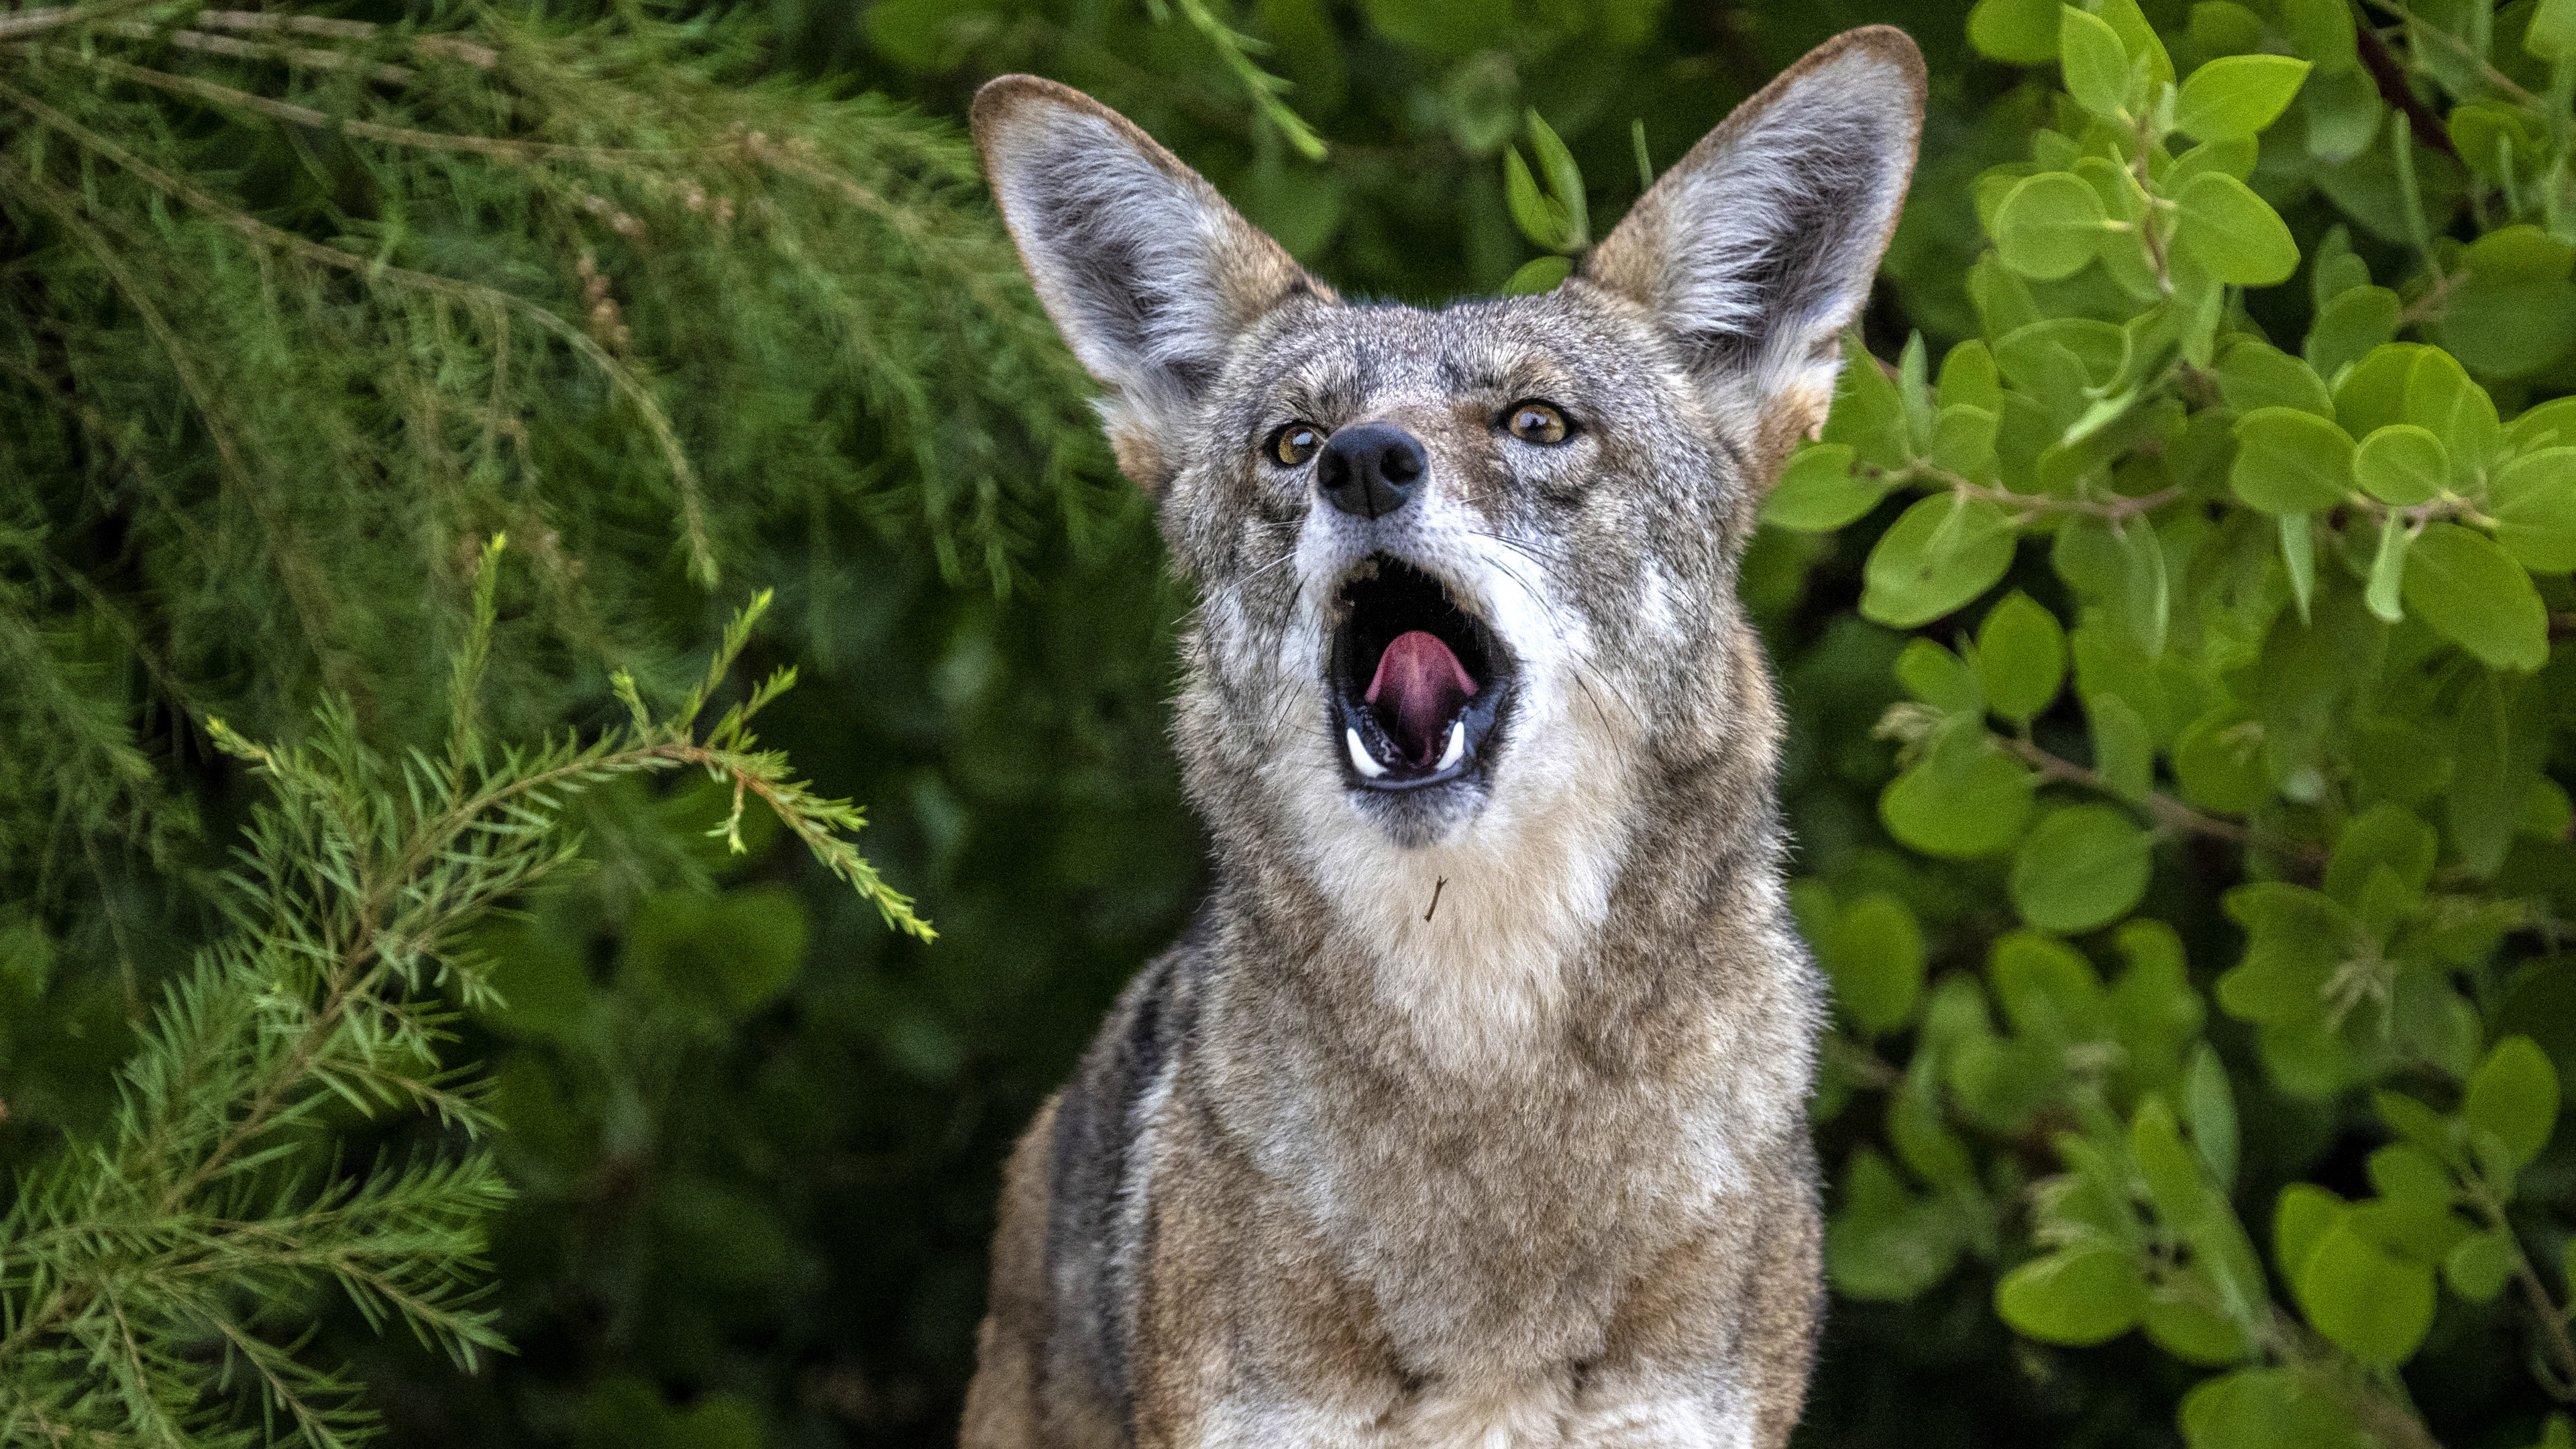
[1364,631,1478,766]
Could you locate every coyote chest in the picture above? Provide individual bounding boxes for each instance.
[962,27,1923,1448]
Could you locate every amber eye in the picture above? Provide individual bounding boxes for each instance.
[1271,422,1326,468]
[1505,401,1570,444]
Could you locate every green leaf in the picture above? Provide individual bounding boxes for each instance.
[1523,109,1589,248]
[1996,1244,2147,1345]
[2190,1,2267,56]
[2230,407,2355,513]
[2530,0,2576,59]
[2352,424,2447,505]
[1939,339,2004,413]
[2274,1183,2345,1283]
[2465,1035,2561,1169]
[1821,892,1929,1034]
[1502,147,1572,252]
[2172,172,2302,285]
[2304,285,2401,384]
[2488,447,2576,571]
[1862,496,2019,629]
[2284,0,2359,70]
[1882,724,2039,859]
[1900,639,1986,714]
[2216,337,2334,417]
[1827,1149,1968,1300]
[2295,1220,2436,1366]
[2323,801,2437,908]
[2180,1368,2371,1449]
[2281,513,2316,621]
[2173,708,2269,813]
[2187,1042,2241,1187]
[2399,523,2550,672]
[2443,1229,2518,1302]
[2010,804,2154,933]
[2174,55,2312,141]
[2087,692,2156,802]
[2059,4,2136,119]
[1971,0,2066,62]
[2363,518,2412,624]
[1994,172,2112,280]
[2404,348,2502,488]
[1501,255,1572,295]
[1824,332,1909,469]
[1978,592,2068,724]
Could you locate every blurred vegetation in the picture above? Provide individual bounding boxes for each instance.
[2,1,2573,1448]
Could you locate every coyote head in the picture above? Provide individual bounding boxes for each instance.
[975,34,1922,1028]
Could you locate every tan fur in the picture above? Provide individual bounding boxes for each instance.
[965,30,1923,1448]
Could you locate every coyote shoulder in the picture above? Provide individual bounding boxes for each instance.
[963,29,1925,1448]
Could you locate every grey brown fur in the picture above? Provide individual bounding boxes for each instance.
[965,30,1925,1448]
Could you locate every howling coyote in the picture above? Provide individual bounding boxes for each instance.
[964,28,1925,1448]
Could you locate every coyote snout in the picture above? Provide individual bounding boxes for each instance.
[966,27,1924,1448]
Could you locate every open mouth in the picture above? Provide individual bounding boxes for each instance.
[1328,557,1515,791]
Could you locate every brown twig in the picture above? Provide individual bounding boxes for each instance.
[2353,11,2461,162]
[2000,735,2330,866]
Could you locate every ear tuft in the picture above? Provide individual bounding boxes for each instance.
[1585,27,1925,436]
[972,77,1324,485]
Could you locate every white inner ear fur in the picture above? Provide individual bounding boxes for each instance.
[1617,44,1919,422]
[980,99,1298,445]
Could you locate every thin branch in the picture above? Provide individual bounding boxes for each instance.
[2354,16,2462,162]
[1999,735,2330,866]
[0,77,718,584]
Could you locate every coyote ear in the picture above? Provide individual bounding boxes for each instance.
[973,76,1325,488]
[1585,27,1924,442]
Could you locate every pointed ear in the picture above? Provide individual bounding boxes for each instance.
[1585,27,1924,444]
[972,76,1328,490]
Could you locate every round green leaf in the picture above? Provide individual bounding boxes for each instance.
[2487,446,2576,571]
[1762,443,1885,531]
[2398,523,2550,672]
[2009,804,2154,933]
[1994,172,2111,281]
[1822,892,1929,1035]
[2174,54,2313,141]
[1996,1245,2147,1346]
[2180,1368,2372,1449]
[2172,172,2301,286]
[2230,407,2355,513]
[1501,254,1572,296]
[1861,495,2018,629]
[2060,5,2136,119]
[2173,708,2270,813]
[2404,348,2502,486]
[1969,0,2064,62]
[1977,591,2068,724]
[2443,1228,2518,1302]
[1882,729,2037,859]
[2353,424,2448,505]
[2464,1034,2561,1169]
[2294,1220,2436,1366]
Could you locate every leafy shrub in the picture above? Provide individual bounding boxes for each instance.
[1747,4,2576,1446]
[8,1,2576,1447]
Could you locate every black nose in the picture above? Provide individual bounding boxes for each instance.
[1316,423,1426,520]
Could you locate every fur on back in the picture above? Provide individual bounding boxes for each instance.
[963,30,1925,1449]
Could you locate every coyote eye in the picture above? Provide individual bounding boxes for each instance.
[1270,422,1326,468]
[1504,401,1569,445]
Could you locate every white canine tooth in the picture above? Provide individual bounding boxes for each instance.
[1436,720,1466,772]
[1346,727,1388,779]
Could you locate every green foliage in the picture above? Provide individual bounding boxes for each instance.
[11,0,2576,1447]
[1767,1,2576,1444]
[0,551,918,1444]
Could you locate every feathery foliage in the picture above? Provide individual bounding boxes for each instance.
[0,539,924,1446]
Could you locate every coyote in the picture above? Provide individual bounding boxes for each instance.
[963,28,1924,1448]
